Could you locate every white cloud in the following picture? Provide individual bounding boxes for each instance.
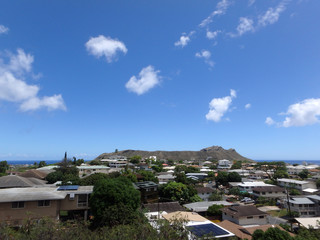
[265,117,275,125]
[0,25,9,34]
[266,98,320,127]
[174,35,191,48]
[199,0,231,28]
[19,95,66,112]
[0,49,66,112]
[125,66,161,95]
[85,35,127,62]
[206,89,236,122]
[237,17,255,36]
[8,48,34,74]
[195,50,215,67]
[282,98,320,127]
[245,103,251,109]
[258,1,288,27]
[206,30,221,40]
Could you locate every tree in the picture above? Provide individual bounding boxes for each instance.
[207,204,224,216]
[273,170,289,179]
[38,161,47,168]
[216,171,228,186]
[79,173,110,186]
[231,161,242,169]
[298,169,309,180]
[138,170,158,183]
[227,172,241,182]
[160,182,197,204]
[90,177,141,227]
[228,187,241,196]
[208,190,223,201]
[0,160,9,174]
[289,189,300,196]
[316,179,320,188]
[129,155,141,164]
[252,227,294,240]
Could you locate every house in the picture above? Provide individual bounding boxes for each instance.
[284,197,318,217]
[195,186,214,201]
[134,181,158,204]
[0,185,93,225]
[294,217,320,229]
[0,175,47,189]
[18,169,48,180]
[277,178,316,192]
[252,186,286,199]
[185,173,208,180]
[77,165,110,177]
[222,205,268,226]
[143,201,185,214]
[184,201,233,214]
[157,174,175,184]
[217,160,232,169]
[238,181,274,193]
[162,211,235,239]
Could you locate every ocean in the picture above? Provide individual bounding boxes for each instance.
[4,159,320,165]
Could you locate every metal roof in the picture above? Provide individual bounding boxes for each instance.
[288,197,315,204]
[0,187,67,202]
[184,201,232,212]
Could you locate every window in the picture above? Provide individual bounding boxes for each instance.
[262,192,266,195]
[38,200,50,207]
[299,204,302,207]
[309,212,315,215]
[12,202,24,208]
[78,194,88,207]
[259,216,264,219]
[247,216,253,219]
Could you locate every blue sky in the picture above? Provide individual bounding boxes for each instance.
[0,0,320,161]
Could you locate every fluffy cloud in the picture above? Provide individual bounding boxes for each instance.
[0,25,9,34]
[85,35,127,62]
[174,35,191,48]
[245,103,251,109]
[199,0,230,28]
[0,49,66,111]
[265,117,275,125]
[206,89,236,122]
[258,1,288,27]
[125,66,161,95]
[206,30,221,40]
[266,98,320,127]
[195,50,215,67]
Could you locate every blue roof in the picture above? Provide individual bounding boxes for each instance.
[187,223,229,238]
[57,185,79,191]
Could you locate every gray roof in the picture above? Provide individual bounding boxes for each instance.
[0,186,93,203]
[306,195,320,201]
[134,181,158,189]
[0,175,47,188]
[184,201,233,212]
[289,197,315,205]
[0,187,67,202]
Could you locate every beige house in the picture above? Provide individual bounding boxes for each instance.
[252,186,286,198]
[222,205,268,226]
[0,186,92,225]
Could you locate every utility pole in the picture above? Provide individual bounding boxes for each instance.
[286,188,293,231]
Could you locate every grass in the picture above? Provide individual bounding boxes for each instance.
[267,209,288,218]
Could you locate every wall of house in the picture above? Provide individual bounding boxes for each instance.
[252,191,286,198]
[222,213,268,226]
[0,200,59,225]
[60,193,90,211]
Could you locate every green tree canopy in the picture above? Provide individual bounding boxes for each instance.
[252,227,294,240]
[207,204,224,216]
[231,161,242,169]
[227,172,241,182]
[160,182,197,204]
[216,171,229,186]
[138,170,158,183]
[90,177,141,227]
[298,169,309,180]
[0,160,9,174]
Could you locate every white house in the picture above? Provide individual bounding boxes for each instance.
[238,182,274,193]
[217,160,232,169]
[277,178,316,191]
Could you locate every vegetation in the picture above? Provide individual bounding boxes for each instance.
[129,155,141,164]
[0,160,9,176]
[90,176,141,227]
[159,181,198,204]
[298,169,309,180]
[208,190,223,201]
[207,204,224,216]
[231,161,242,169]
[216,171,241,186]
[137,170,158,183]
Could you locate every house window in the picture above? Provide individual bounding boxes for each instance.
[299,204,302,207]
[309,212,315,215]
[38,200,50,207]
[262,192,266,195]
[247,216,253,219]
[12,202,24,209]
[78,194,88,207]
[268,192,272,194]
[259,216,264,219]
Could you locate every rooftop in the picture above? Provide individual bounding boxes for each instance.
[222,205,267,218]
[143,201,185,213]
[277,178,309,184]
[195,187,214,194]
[184,201,232,212]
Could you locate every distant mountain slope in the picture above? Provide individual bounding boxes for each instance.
[95,146,252,162]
